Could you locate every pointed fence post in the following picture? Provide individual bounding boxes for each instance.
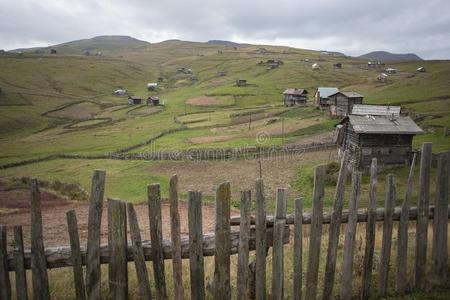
[13,225,28,300]
[293,198,303,300]
[66,210,86,300]
[188,191,205,300]
[237,191,251,300]
[0,225,11,300]
[255,179,266,300]
[272,188,287,300]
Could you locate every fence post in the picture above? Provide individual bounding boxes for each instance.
[305,165,325,300]
[0,225,11,300]
[86,170,106,300]
[255,179,266,300]
[396,153,416,293]
[188,191,205,300]
[323,150,349,300]
[415,142,432,289]
[431,152,449,286]
[214,182,231,299]
[13,225,28,300]
[272,188,287,300]
[169,175,184,300]
[30,179,50,300]
[148,184,168,299]
[127,203,152,300]
[340,171,361,299]
[237,191,251,300]
[293,198,303,300]
[379,174,396,297]
[360,158,377,300]
[66,210,86,300]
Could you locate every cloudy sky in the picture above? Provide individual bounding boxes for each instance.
[1,0,450,59]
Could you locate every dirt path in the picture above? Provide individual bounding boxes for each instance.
[0,184,228,251]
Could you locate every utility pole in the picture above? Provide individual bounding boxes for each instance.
[281,117,285,145]
[248,112,252,130]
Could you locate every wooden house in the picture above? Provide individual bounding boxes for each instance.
[367,61,385,68]
[335,105,422,167]
[50,49,57,54]
[128,96,142,105]
[147,83,158,91]
[417,66,426,72]
[114,89,127,96]
[333,62,342,69]
[147,96,160,106]
[377,73,388,83]
[328,91,364,117]
[314,87,339,109]
[236,79,247,87]
[283,88,308,106]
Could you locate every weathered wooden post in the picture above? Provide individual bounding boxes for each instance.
[255,179,266,300]
[86,170,106,300]
[30,179,50,300]
[13,225,28,300]
[360,158,377,300]
[214,182,231,299]
[272,188,287,300]
[237,191,251,300]
[293,198,303,300]
[66,210,86,300]
[323,150,349,300]
[379,174,396,297]
[340,171,361,299]
[148,184,168,299]
[0,225,11,300]
[188,191,205,300]
[305,165,325,300]
[415,142,432,289]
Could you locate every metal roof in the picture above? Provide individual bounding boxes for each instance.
[316,87,339,98]
[283,88,308,95]
[329,91,364,98]
[344,115,423,134]
[352,104,401,116]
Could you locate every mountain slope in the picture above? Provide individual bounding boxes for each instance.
[358,51,423,62]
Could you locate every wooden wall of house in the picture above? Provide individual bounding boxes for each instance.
[329,95,363,116]
[284,94,307,106]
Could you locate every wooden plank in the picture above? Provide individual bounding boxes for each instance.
[415,142,432,289]
[254,179,266,300]
[0,225,11,300]
[86,170,106,300]
[378,174,396,298]
[13,225,28,300]
[396,153,416,294]
[293,198,303,300]
[214,182,231,300]
[168,175,184,300]
[305,165,325,300]
[127,203,152,300]
[360,158,377,300]
[340,171,361,299]
[66,210,86,300]
[237,191,251,300]
[431,152,449,286]
[188,191,205,300]
[30,179,50,300]
[148,184,168,300]
[108,199,128,300]
[322,150,349,300]
[272,188,287,300]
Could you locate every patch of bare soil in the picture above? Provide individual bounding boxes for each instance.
[0,184,221,251]
[189,135,233,144]
[186,96,223,106]
[47,102,101,120]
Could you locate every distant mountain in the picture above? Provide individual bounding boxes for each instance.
[11,35,151,55]
[358,51,423,62]
[207,40,246,47]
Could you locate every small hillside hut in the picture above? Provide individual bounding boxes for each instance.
[236,79,247,87]
[335,107,422,167]
[377,73,388,83]
[328,91,364,117]
[385,68,397,74]
[283,88,308,106]
[368,61,385,68]
[312,63,320,70]
[128,96,142,105]
[114,89,127,96]
[417,66,426,72]
[333,62,342,69]
[147,96,160,106]
[217,71,226,77]
[50,49,57,54]
[256,48,267,54]
[147,83,158,91]
[314,87,339,108]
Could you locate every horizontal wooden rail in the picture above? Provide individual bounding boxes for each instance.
[230,205,448,226]
[7,225,289,271]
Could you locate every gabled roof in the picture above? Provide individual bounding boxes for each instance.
[339,115,423,134]
[329,91,364,98]
[283,88,308,95]
[352,104,401,116]
[316,87,339,98]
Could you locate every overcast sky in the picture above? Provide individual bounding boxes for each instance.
[1,0,450,59]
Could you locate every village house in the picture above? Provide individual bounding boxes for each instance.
[128,96,142,105]
[312,63,320,70]
[283,88,308,106]
[417,66,426,72]
[333,62,342,69]
[114,89,127,96]
[217,71,226,77]
[147,83,158,91]
[335,104,422,168]
[385,68,397,74]
[50,49,57,54]
[147,96,160,106]
[236,79,247,87]
[368,61,385,68]
[314,87,339,109]
[377,73,388,83]
[328,91,364,117]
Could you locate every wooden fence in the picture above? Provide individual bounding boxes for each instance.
[0,142,449,299]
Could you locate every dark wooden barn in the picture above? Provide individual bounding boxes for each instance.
[283,88,308,106]
[236,79,247,87]
[128,96,142,105]
[328,91,364,117]
[314,87,339,109]
[147,96,160,106]
[335,105,422,168]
